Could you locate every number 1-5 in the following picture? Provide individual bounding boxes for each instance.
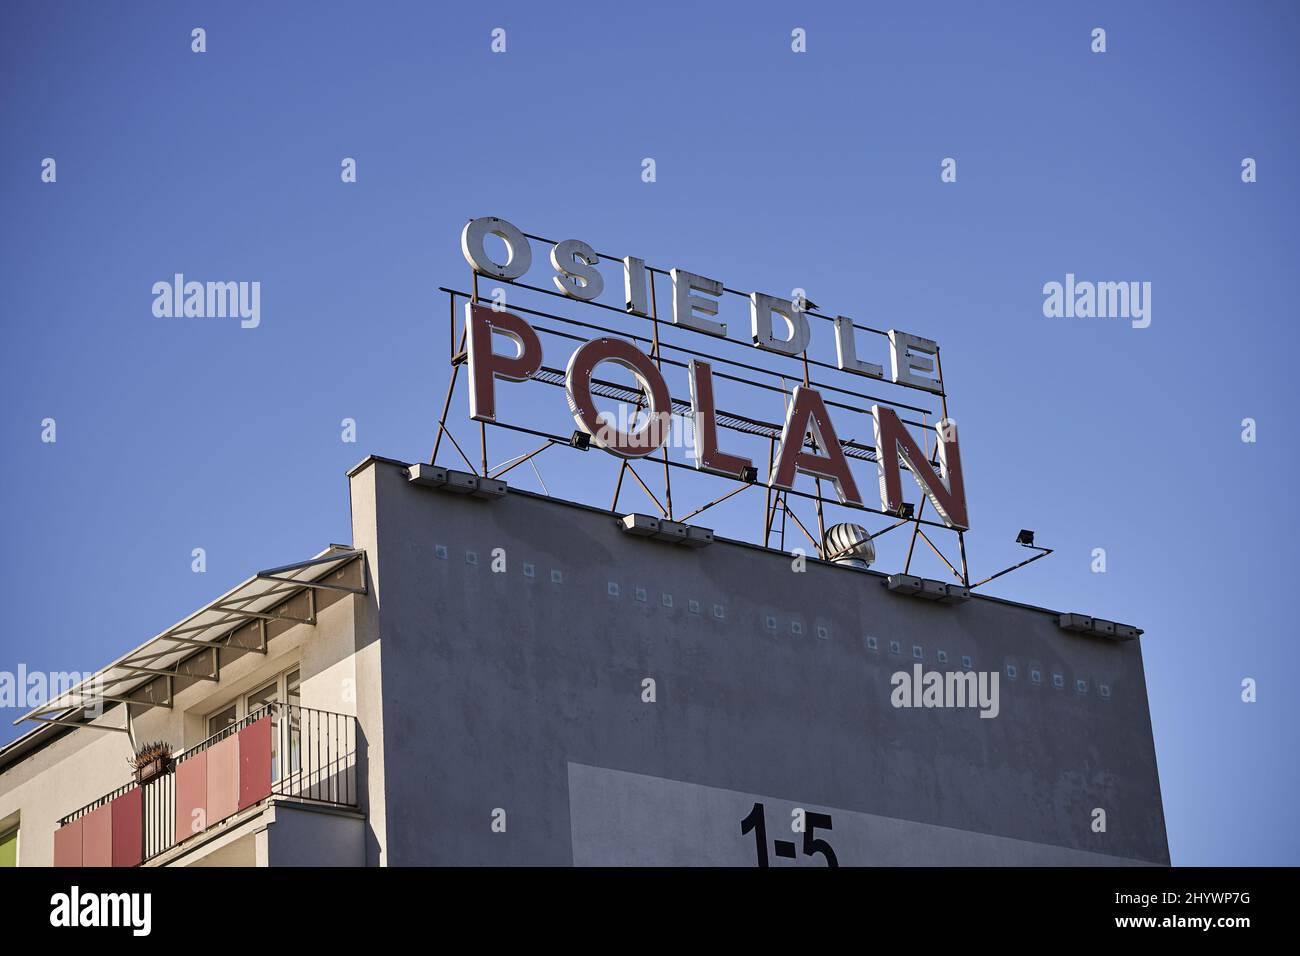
[741,802,839,867]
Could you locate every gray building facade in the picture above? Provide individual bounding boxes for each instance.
[0,454,1167,867]
[352,455,1168,866]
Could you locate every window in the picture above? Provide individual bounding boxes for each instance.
[203,665,301,780]
[207,705,237,739]
[246,678,283,780]
[286,669,302,779]
[247,679,279,717]
[0,826,17,868]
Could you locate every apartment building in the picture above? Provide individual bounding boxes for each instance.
[0,455,1169,866]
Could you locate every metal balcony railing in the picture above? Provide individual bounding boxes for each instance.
[57,703,357,864]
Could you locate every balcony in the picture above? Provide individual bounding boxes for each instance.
[54,704,357,866]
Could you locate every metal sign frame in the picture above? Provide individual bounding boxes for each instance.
[430,217,1051,589]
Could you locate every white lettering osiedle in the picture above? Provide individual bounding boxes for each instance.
[49,886,152,937]
[890,663,1000,718]
[459,216,941,388]
[152,274,261,329]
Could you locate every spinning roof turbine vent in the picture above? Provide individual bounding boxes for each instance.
[823,523,875,570]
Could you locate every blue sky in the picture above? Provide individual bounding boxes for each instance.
[2,1,1297,865]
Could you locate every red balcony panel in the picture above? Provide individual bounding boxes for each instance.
[238,716,272,810]
[176,751,208,841]
[206,734,240,825]
[110,787,143,868]
[81,804,112,867]
[53,818,83,867]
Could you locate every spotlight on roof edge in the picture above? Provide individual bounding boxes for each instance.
[619,513,713,549]
[407,464,506,500]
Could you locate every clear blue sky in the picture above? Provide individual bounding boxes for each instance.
[2,1,1296,865]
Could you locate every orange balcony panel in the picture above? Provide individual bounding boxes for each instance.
[82,804,112,867]
[238,716,272,810]
[176,751,208,841]
[206,734,240,825]
[110,787,143,868]
[53,817,83,867]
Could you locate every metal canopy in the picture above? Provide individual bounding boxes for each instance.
[13,546,366,733]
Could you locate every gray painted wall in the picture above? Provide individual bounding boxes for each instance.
[262,803,365,867]
[567,762,1156,866]
[353,457,1168,866]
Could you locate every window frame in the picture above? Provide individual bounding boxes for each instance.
[0,823,19,868]
[206,704,237,739]
[203,662,302,737]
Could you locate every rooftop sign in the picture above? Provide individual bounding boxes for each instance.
[431,215,988,585]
